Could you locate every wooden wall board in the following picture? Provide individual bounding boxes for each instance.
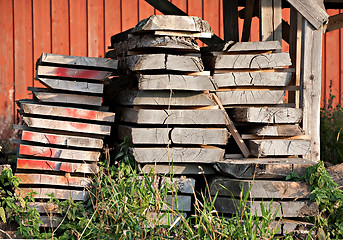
[51,0,70,55]
[19,144,100,161]
[16,158,99,174]
[105,0,122,52]
[22,116,111,135]
[132,147,225,163]
[16,173,92,187]
[87,0,105,58]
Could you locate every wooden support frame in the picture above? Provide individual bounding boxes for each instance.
[259,0,282,46]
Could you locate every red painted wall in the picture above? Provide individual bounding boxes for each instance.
[0,0,339,138]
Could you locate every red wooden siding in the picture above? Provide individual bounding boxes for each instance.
[0,0,341,138]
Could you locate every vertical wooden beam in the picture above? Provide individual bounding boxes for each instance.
[288,7,302,107]
[241,0,255,42]
[259,0,282,46]
[300,19,323,162]
[223,0,239,42]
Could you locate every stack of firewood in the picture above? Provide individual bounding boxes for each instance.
[13,53,117,226]
[106,15,232,217]
[202,41,317,235]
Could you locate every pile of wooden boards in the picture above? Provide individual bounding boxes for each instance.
[106,15,233,216]
[203,41,311,158]
[13,53,117,226]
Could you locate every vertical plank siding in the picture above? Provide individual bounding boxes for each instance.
[0,0,341,138]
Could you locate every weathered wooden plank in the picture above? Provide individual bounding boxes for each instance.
[21,129,103,149]
[204,52,291,69]
[162,177,195,194]
[19,144,100,161]
[215,158,315,179]
[16,158,99,174]
[16,173,92,187]
[138,74,216,91]
[16,187,89,201]
[326,13,343,32]
[121,108,227,125]
[124,54,204,72]
[204,41,282,53]
[28,202,60,213]
[118,91,215,106]
[249,139,311,157]
[22,117,111,135]
[230,107,303,123]
[209,178,311,199]
[32,90,103,106]
[37,77,104,94]
[246,125,305,136]
[301,19,323,161]
[110,34,200,55]
[118,125,229,145]
[141,163,216,175]
[163,195,191,212]
[132,147,225,163]
[216,90,285,105]
[37,65,112,80]
[214,198,319,217]
[132,15,212,34]
[260,0,282,45]
[38,53,118,69]
[213,72,292,87]
[38,216,62,228]
[19,101,115,122]
[285,0,328,30]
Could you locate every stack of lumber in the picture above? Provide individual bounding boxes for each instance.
[203,41,310,158]
[12,53,117,227]
[106,15,231,215]
[209,158,317,236]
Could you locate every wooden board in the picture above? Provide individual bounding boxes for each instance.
[120,108,227,125]
[124,54,204,72]
[138,74,216,91]
[16,158,98,174]
[22,117,111,135]
[230,107,303,123]
[21,129,103,149]
[216,90,285,105]
[19,144,100,161]
[141,163,216,175]
[110,34,200,55]
[260,0,282,44]
[37,77,104,94]
[212,72,292,87]
[16,187,89,201]
[215,158,315,179]
[118,91,215,106]
[209,178,311,199]
[162,177,195,194]
[38,216,62,228]
[19,101,115,122]
[204,41,282,53]
[37,65,113,80]
[32,90,103,106]
[164,195,191,212]
[16,173,92,187]
[27,202,60,213]
[214,198,319,217]
[118,125,229,145]
[246,125,305,136]
[132,15,212,34]
[204,52,291,69]
[132,147,225,163]
[248,139,311,157]
[38,53,118,69]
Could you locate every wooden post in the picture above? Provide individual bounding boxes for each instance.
[300,19,323,161]
[259,0,282,46]
[223,0,239,42]
[241,0,256,42]
[288,7,302,107]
